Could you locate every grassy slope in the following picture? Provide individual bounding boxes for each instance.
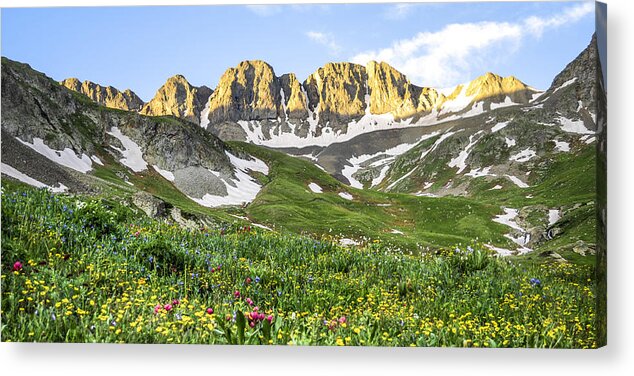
[75,136,594,258]
[230,142,511,251]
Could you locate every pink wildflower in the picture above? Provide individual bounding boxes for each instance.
[12,261,23,272]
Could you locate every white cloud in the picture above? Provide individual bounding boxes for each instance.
[525,2,594,37]
[385,4,414,20]
[351,21,522,88]
[350,3,594,89]
[306,31,342,56]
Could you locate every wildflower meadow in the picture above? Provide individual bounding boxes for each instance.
[1,186,597,347]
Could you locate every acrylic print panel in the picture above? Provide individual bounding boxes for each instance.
[0,1,606,348]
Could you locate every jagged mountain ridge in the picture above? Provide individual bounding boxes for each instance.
[60,78,144,111]
[61,75,213,126]
[60,58,538,148]
[204,60,538,147]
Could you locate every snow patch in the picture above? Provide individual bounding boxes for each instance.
[439,84,475,113]
[505,175,529,188]
[584,136,596,144]
[252,223,272,231]
[279,88,288,121]
[553,140,570,152]
[390,229,404,235]
[553,77,578,93]
[342,132,440,189]
[107,127,148,172]
[509,148,537,163]
[448,131,482,174]
[548,209,561,226]
[190,151,268,207]
[505,137,516,147]
[493,208,523,231]
[299,153,318,162]
[485,244,514,257]
[90,155,104,166]
[489,185,503,190]
[1,163,68,192]
[386,166,418,191]
[229,214,249,221]
[17,137,93,173]
[371,165,390,187]
[153,165,175,182]
[338,192,353,200]
[465,166,495,178]
[492,208,532,254]
[199,97,212,129]
[490,96,517,110]
[558,116,594,135]
[308,182,323,193]
[491,121,510,133]
[529,91,545,103]
[415,192,438,197]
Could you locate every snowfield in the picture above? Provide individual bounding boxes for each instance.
[190,152,269,207]
[107,127,148,172]
[17,137,93,173]
[1,163,68,192]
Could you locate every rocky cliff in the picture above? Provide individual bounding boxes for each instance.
[60,78,144,111]
[201,59,538,146]
[206,60,282,124]
[140,75,212,125]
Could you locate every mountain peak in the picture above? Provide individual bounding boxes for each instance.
[165,74,189,84]
[140,74,212,125]
[60,78,144,111]
[465,72,534,104]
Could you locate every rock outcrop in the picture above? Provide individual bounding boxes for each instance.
[303,62,368,124]
[279,73,308,120]
[206,60,281,123]
[60,78,144,111]
[140,75,212,125]
[366,61,443,119]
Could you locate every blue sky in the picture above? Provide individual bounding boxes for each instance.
[2,1,595,101]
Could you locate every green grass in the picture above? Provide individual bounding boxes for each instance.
[0,185,599,347]
[230,142,512,251]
